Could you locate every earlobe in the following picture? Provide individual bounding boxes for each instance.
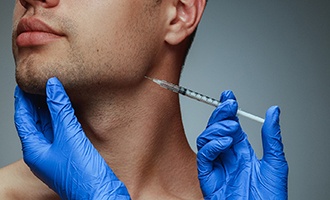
[165,0,206,45]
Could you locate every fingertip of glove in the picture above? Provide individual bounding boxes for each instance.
[46,77,72,116]
[265,106,280,123]
[46,77,65,100]
[46,77,62,89]
[262,106,281,133]
[220,90,236,103]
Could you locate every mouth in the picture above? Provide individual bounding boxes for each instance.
[16,17,65,47]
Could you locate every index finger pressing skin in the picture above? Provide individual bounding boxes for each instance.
[46,77,83,142]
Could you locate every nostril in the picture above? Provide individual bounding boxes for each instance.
[19,0,29,9]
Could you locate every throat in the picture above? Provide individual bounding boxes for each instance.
[67,81,203,199]
[76,105,201,199]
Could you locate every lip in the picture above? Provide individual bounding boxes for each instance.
[16,17,64,47]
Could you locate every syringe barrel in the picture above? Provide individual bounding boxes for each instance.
[180,87,220,107]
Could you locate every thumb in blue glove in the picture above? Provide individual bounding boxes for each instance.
[197,90,288,200]
[14,77,131,200]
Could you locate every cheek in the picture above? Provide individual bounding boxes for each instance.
[74,12,158,76]
[12,3,23,38]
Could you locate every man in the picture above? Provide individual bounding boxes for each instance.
[0,0,288,199]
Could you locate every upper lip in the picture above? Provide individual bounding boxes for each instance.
[17,17,64,36]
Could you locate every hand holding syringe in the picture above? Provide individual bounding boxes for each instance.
[145,76,265,124]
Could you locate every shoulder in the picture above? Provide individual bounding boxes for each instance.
[0,159,59,200]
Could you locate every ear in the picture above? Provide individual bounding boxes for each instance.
[165,0,206,45]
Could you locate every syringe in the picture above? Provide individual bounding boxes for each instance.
[145,76,265,124]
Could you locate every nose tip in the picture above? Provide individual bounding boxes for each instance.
[19,0,59,9]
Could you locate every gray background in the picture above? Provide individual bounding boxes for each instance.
[1,1,329,199]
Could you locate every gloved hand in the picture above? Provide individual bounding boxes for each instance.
[197,90,288,200]
[14,77,131,200]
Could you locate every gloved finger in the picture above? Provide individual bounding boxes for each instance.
[197,137,233,177]
[46,77,83,142]
[14,92,54,143]
[14,87,49,164]
[197,120,241,150]
[29,97,54,143]
[207,90,237,126]
[220,90,237,103]
[15,86,45,140]
[261,106,287,167]
[207,99,239,127]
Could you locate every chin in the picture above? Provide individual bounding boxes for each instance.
[15,72,47,95]
[14,58,56,95]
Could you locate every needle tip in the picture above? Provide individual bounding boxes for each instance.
[144,76,153,81]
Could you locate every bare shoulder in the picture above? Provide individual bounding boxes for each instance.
[0,159,59,200]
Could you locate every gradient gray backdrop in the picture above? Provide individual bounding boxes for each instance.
[1,1,329,199]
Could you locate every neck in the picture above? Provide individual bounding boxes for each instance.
[70,76,202,199]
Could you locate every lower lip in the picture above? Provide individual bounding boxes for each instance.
[16,32,63,47]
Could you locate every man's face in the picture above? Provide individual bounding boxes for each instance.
[12,0,162,95]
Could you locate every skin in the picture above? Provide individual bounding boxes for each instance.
[1,0,206,199]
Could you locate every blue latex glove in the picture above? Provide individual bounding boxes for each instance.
[197,91,288,200]
[14,77,131,200]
